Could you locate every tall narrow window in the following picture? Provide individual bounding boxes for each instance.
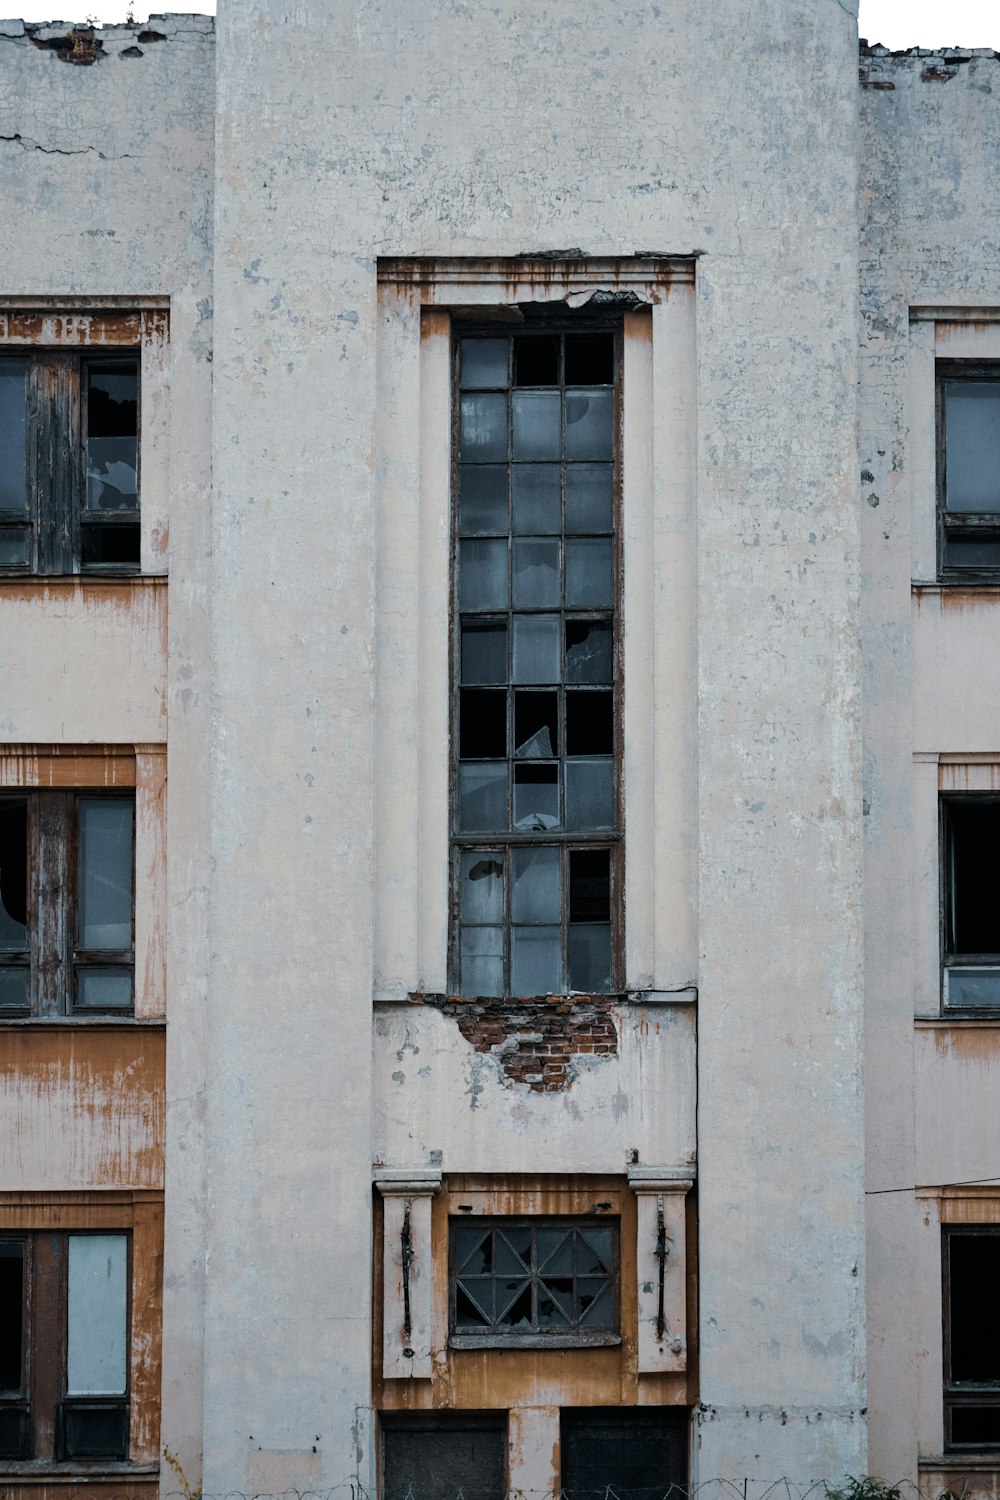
[452,326,620,997]
[938,363,1000,577]
[942,796,1000,1010]
[944,1228,1000,1447]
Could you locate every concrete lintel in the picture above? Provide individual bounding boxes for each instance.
[374,1170,442,1197]
[627,1166,695,1192]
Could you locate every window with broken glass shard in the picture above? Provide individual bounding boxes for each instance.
[938,363,1000,578]
[0,1232,130,1462]
[0,791,134,1018]
[452,326,620,997]
[449,1217,619,1348]
[0,351,139,575]
[942,796,1000,1012]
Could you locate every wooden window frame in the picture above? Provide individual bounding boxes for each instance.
[936,360,1000,581]
[0,1229,132,1464]
[0,349,141,578]
[943,1225,1000,1450]
[939,793,1000,1015]
[448,1214,620,1350]
[449,319,624,999]
[0,788,135,1019]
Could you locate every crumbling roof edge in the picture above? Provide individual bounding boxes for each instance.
[860,39,1000,60]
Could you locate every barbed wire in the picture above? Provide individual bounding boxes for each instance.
[159,1480,967,1500]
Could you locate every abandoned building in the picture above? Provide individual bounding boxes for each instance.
[1,0,1000,1496]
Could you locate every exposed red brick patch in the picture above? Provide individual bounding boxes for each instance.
[414,994,618,1093]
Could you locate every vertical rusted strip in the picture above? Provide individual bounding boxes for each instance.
[36,793,70,1016]
[31,1232,63,1460]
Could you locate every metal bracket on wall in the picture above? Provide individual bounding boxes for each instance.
[655,1194,670,1341]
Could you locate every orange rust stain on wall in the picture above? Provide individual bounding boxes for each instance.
[0,1027,165,1189]
[927,1022,1000,1064]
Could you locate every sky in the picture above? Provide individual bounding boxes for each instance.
[0,0,998,47]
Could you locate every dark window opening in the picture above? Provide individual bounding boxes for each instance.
[943,797,1000,1010]
[452,325,621,997]
[945,1229,1000,1449]
[449,1217,618,1347]
[382,1415,506,1500]
[938,364,1000,579]
[560,1407,688,1500]
[0,350,140,577]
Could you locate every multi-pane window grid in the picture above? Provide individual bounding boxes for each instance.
[944,1227,1000,1448]
[0,793,134,1016]
[941,796,1000,1012]
[0,1232,130,1462]
[453,329,621,999]
[938,363,1000,578]
[0,351,139,574]
[450,1218,618,1348]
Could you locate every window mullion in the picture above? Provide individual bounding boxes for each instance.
[35,794,71,1017]
[29,1233,62,1462]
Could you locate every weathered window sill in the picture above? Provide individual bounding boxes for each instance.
[0,1016,165,1030]
[449,1331,621,1351]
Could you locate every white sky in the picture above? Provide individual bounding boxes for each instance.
[0,0,996,49]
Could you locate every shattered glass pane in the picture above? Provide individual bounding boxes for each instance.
[511,925,561,995]
[0,363,27,514]
[461,338,508,390]
[515,692,557,759]
[537,1280,572,1325]
[85,363,138,511]
[564,333,614,386]
[513,764,559,830]
[514,336,559,386]
[578,1281,612,1326]
[496,1281,532,1327]
[565,622,612,683]
[512,464,561,534]
[579,1227,614,1270]
[0,800,27,952]
[459,852,504,924]
[454,1228,493,1275]
[460,689,506,759]
[512,392,560,461]
[565,390,613,460]
[455,1284,491,1328]
[512,537,559,607]
[460,392,507,462]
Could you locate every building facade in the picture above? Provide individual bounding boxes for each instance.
[0,2,997,1496]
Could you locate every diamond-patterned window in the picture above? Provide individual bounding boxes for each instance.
[449,1218,619,1348]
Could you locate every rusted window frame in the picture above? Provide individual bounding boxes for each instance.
[0,789,135,1018]
[942,1225,1000,1449]
[939,793,1000,1015]
[448,318,625,998]
[937,360,1000,582]
[447,1214,621,1350]
[0,1229,132,1464]
[0,347,141,578]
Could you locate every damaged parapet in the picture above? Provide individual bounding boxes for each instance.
[0,14,213,67]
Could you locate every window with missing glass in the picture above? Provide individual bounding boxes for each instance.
[0,792,134,1017]
[941,796,1000,1012]
[944,1227,1000,1448]
[452,326,621,998]
[449,1217,619,1348]
[938,363,1000,578]
[0,352,139,574]
[0,1232,130,1462]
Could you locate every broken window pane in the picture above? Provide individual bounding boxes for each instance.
[514,336,559,386]
[565,759,614,829]
[565,536,613,606]
[512,537,560,607]
[0,799,28,952]
[565,621,612,683]
[513,614,560,683]
[512,846,560,924]
[461,622,507,684]
[460,338,508,390]
[947,800,1000,954]
[952,1408,1000,1446]
[76,969,133,1011]
[513,764,559,830]
[460,689,507,759]
[570,849,611,923]
[565,333,614,386]
[0,1241,23,1393]
[946,381,1000,511]
[0,363,27,514]
[66,1235,128,1396]
[78,798,133,951]
[950,1234,1000,1383]
[459,925,504,998]
[512,391,560,461]
[451,1220,618,1342]
[459,465,508,535]
[565,390,613,460]
[459,852,504,924]
[460,392,507,462]
[566,690,613,755]
[85,363,138,512]
[514,692,558,758]
[566,463,613,533]
[80,522,140,568]
[512,464,561,534]
[458,764,507,833]
[459,538,508,610]
[511,925,561,995]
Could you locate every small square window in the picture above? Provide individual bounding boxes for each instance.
[0,791,134,1018]
[941,796,1000,1011]
[381,1415,506,1500]
[938,363,1000,578]
[0,352,140,576]
[448,1216,619,1348]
